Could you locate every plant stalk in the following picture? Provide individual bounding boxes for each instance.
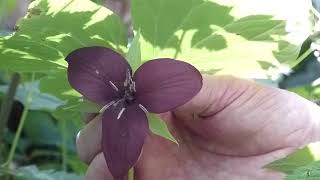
[128,168,134,180]
[2,73,34,168]
[60,118,67,171]
[291,47,313,68]
[0,73,20,162]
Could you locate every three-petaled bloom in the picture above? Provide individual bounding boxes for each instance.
[66,46,202,180]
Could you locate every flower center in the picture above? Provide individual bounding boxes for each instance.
[124,90,135,104]
[123,69,136,105]
[100,69,148,119]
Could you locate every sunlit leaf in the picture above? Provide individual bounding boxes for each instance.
[132,0,311,78]
[0,0,127,73]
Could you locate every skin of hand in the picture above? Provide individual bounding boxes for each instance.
[76,76,320,180]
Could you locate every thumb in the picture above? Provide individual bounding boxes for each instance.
[173,75,259,120]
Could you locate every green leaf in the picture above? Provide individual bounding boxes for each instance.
[285,161,320,180]
[24,111,61,146]
[39,71,79,100]
[132,0,311,78]
[148,113,177,144]
[127,31,142,71]
[39,71,100,113]
[14,165,84,180]
[67,155,88,175]
[0,81,64,111]
[0,165,84,180]
[24,110,82,151]
[265,142,320,174]
[288,85,320,100]
[0,0,127,73]
[0,0,17,20]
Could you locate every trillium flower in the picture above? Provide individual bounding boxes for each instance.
[66,46,202,180]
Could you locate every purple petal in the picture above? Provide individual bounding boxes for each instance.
[102,103,148,179]
[66,47,131,105]
[133,59,202,113]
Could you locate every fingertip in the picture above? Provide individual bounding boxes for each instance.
[76,115,102,164]
[86,153,114,180]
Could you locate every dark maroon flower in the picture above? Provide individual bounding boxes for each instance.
[66,46,202,180]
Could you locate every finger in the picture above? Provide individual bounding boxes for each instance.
[86,153,114,180]
[173,75,257,120]
[76,114,102,164]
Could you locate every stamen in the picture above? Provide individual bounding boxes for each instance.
[132,81,136,92]
[128,72,134,84]
[124,78,128,87]
[99,101,116,113]
[117,108,126,119]
[138,104,148,114]
[109,81,119,91]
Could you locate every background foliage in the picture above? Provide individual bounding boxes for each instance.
[0,0,319,179]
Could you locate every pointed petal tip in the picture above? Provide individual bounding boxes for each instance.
[102,104,148,179]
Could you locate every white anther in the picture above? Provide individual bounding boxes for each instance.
[109,81,119,91]
[117,108,126,119]
[132,81,136,92]
[99,101,115,113]
[138,104,148,114]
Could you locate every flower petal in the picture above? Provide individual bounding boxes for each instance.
[66,47,131,105]
[133,59,202,113]
[102,103,148,179]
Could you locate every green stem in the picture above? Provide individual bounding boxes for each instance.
[0,73,20,162]
[2,73,34,168]
[128,168,134,180]
[60,118,67,171]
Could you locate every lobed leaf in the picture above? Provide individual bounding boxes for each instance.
[0,0,127,73]
[132,0,311,78]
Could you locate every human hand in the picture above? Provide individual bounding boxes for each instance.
[77,76,320,180]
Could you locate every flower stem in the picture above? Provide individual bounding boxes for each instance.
[128,168,134,180]
[2,73,34,168]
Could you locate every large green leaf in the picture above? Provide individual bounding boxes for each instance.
[0,0,127,73]
[132,0,311,78]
